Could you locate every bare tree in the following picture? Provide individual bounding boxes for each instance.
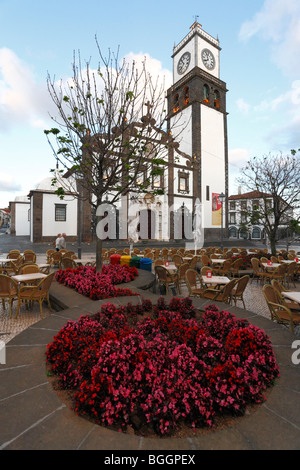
[236,151,300,254]
[45,39,185,269]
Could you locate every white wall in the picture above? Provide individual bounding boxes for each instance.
[15,203,30,236]
[42,193,78,237]
[200,105,225,228]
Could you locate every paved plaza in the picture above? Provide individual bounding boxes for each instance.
[1,234,300,450]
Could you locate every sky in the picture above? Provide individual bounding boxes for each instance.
[1,0,300,208]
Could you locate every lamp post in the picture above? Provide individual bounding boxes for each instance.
[219,192,226,251]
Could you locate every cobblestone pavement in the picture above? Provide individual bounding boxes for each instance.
[1,251,300,343]
[0,253,95,344]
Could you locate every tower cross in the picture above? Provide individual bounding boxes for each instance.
[144,100,153,116]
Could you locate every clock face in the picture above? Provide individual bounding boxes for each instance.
[201,48,215,70]
[177,52,191,75]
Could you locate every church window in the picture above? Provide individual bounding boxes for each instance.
[55,204,66,222]
[152,166,164,189]
[214,90,220,108]
[206,185,210,201]
[136,165,147,186]
[183,86,189,105]
[178,171,189,193]
[173,94,179,113]
[203,85,209,103]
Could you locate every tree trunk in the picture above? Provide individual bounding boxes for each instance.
[269,234,277,256]
[96,236,103,271]
[95,197,103,272]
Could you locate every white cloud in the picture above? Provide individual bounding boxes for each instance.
[0,48,51,131]
[229,148,250,169]
[0,173,22,192]
[236,98,250,115]
[239,0,300,77]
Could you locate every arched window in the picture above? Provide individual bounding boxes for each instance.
[183,86,189,105]
[251,227,261,239]
[229,226,237,238]
[214,90,220,108]
[173,94,179,113]
[239,228,248,240]
[203,84,209,103]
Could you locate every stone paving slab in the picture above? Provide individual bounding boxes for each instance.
[1,269,300,450]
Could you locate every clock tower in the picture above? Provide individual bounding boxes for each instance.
[167,21,228,241]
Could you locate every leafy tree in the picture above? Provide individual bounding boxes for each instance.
[45,39,184,269]
[236,151,300,254]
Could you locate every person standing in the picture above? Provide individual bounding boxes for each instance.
[55,234,61,251]
[59,233,67,250]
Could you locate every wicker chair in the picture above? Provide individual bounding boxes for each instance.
[251,258,269,284]
[61,257,77,269]
[172,254,183,268]
[16,272,55,319]
[7,251,20,259]
[267,263,287,284]
[0,274,18,317]
[188,256,199,269]
[263,284,300,333]
[285,262,298,288]
[200,278,237,304]
[154,259,164,268]
[155,266,178,296]
[229,258,244,278]
[231,275,250,308]
[177,263,190,294]
[185,269,206,297]
[46,249,56,263]
[271,279,300,312]
[23,250,36,263]
[201,254,210,266]
[49,251,62,269]
[18,264,39,275]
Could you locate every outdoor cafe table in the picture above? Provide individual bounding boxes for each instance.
[202,275,230,286]
[282,291,300,304]
[210,259,226,264]
[11,272,47,284]
[281,260,300,264]
[0,258,10,266]
[262,262,281,270]
[163,263,177,273]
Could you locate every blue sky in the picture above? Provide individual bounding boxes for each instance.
[1,0,300,208]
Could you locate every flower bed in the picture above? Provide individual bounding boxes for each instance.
[54,264,138,300]
[46,298,279,436]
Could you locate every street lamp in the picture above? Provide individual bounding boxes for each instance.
[219,192,226,251]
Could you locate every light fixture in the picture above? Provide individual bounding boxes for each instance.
[219,192,226,203]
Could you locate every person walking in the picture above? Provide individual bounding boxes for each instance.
[58,233,67,250]
[55,233,61,251]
